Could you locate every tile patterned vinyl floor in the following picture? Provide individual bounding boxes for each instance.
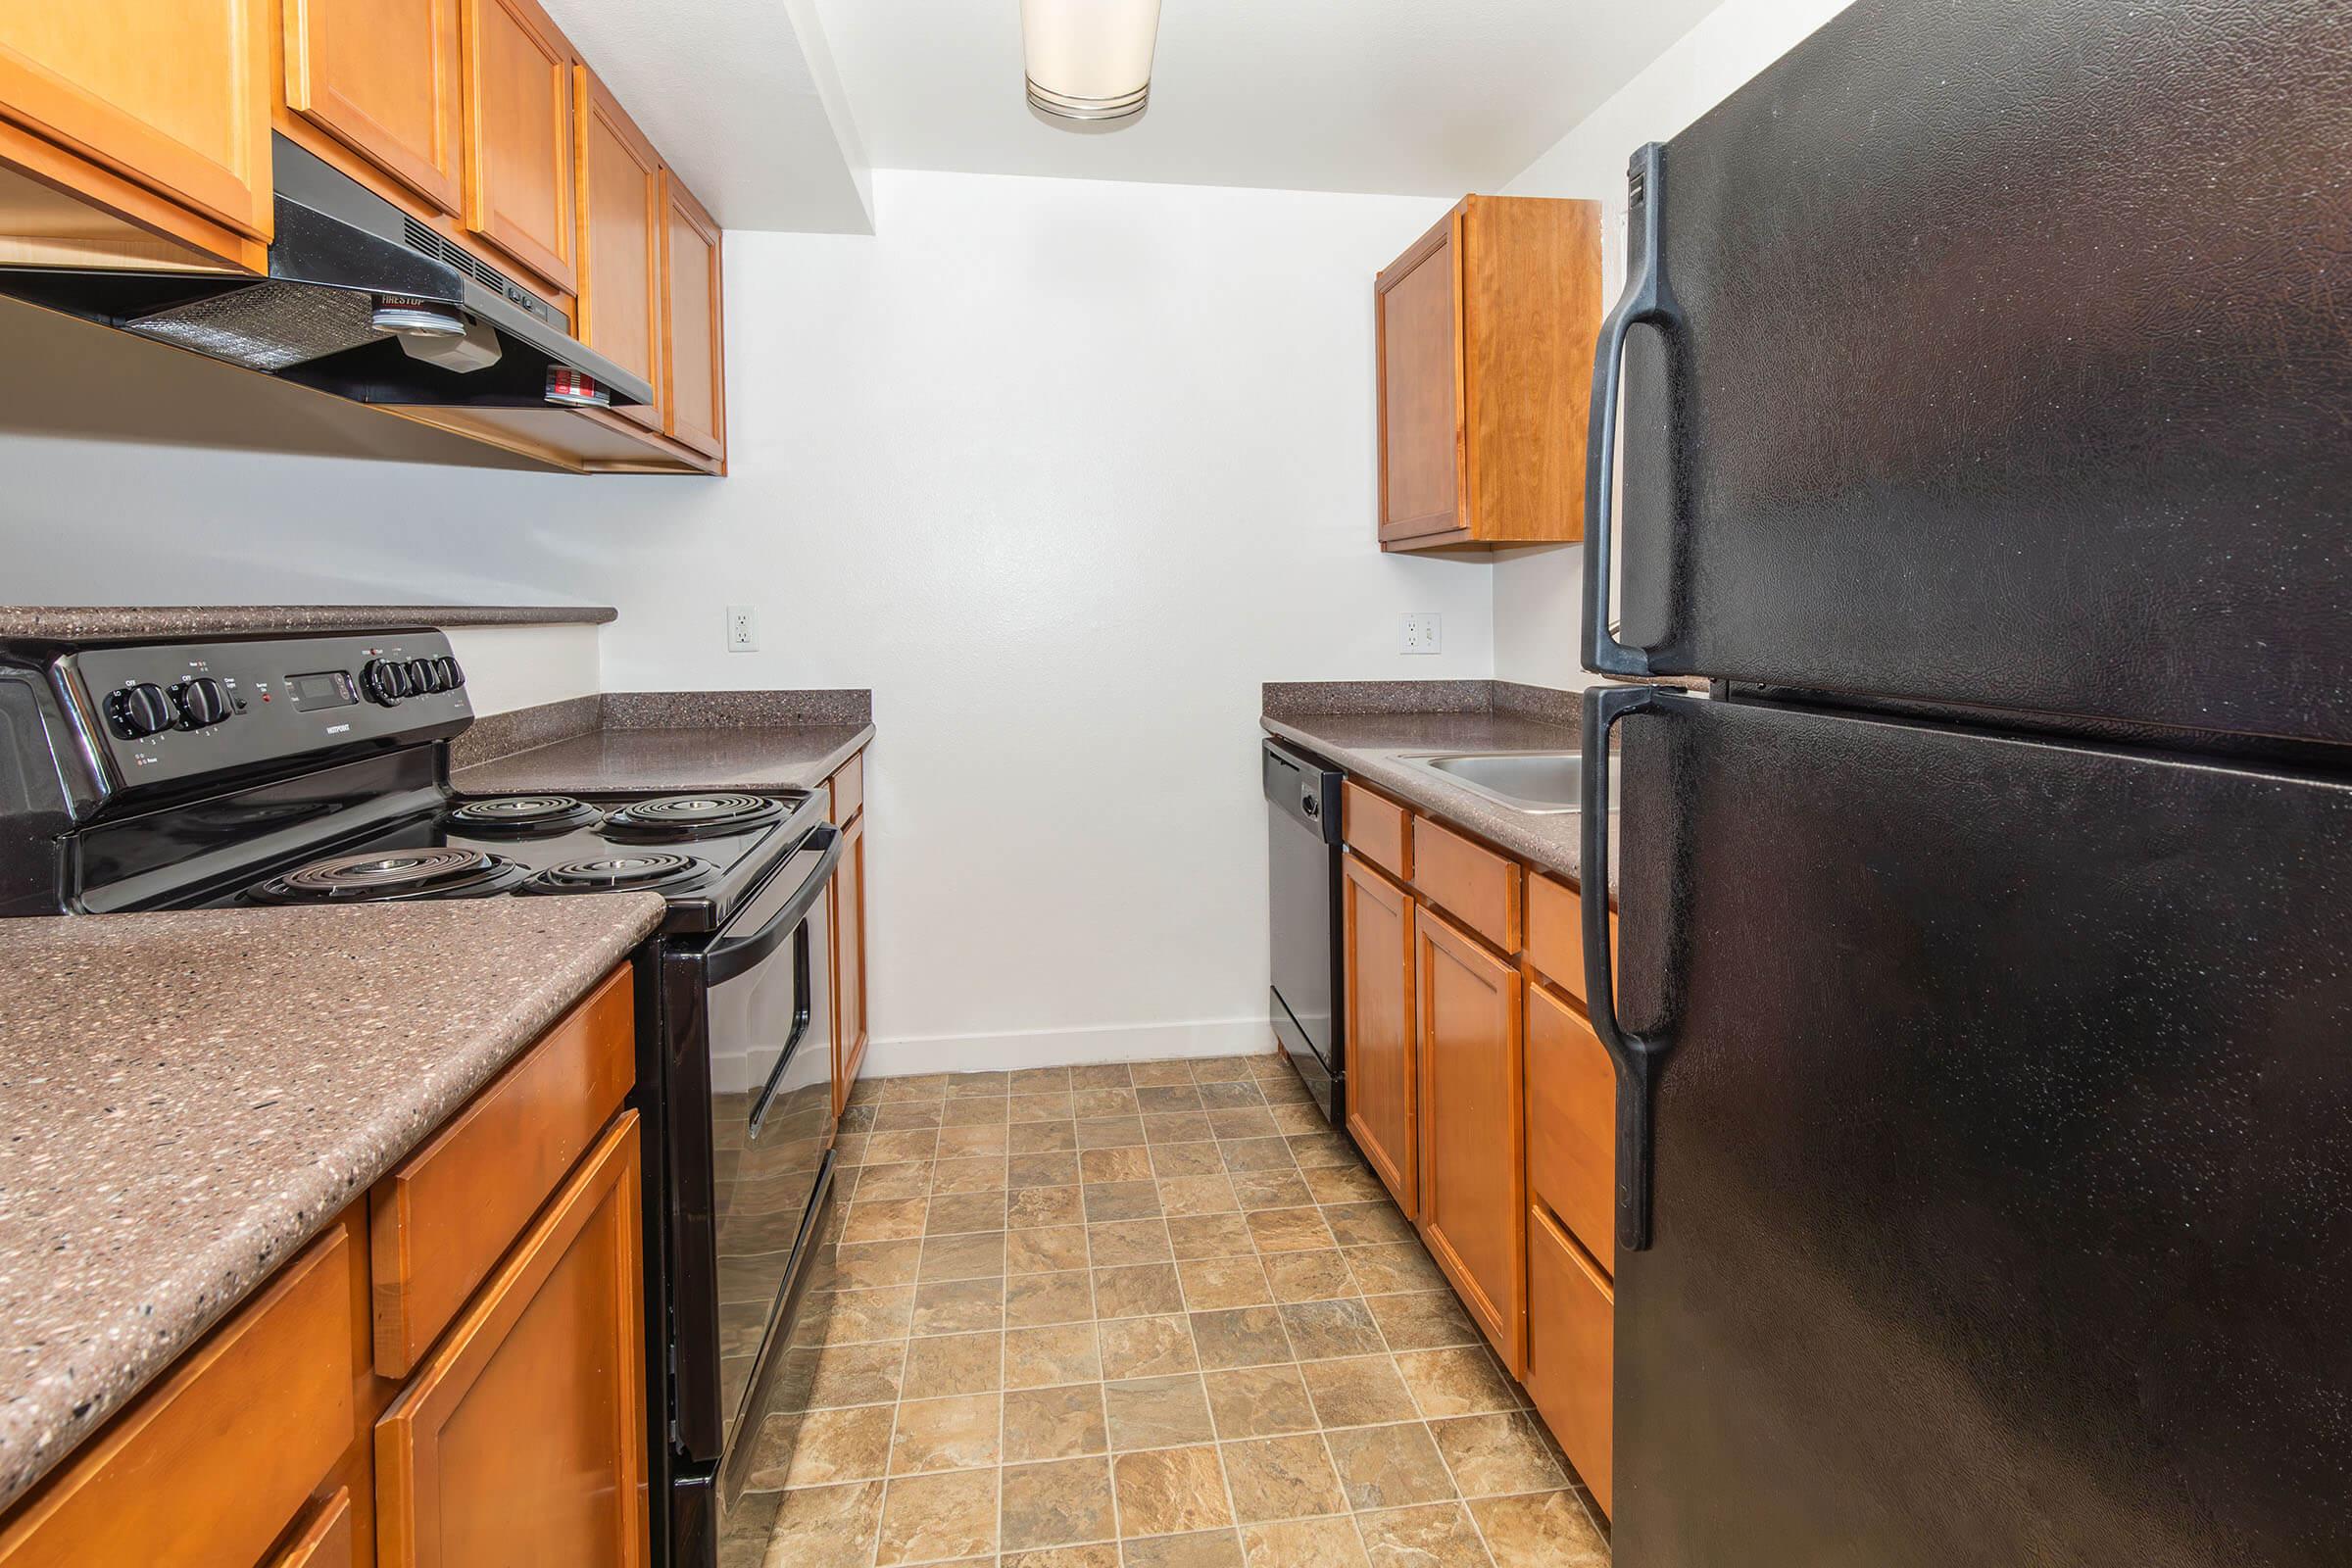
[734,1052,1610,1568]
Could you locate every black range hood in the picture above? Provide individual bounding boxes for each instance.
[0,136,654,412]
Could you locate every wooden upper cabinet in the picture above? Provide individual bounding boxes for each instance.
[1415,902,1528,1372]
[1374,195,1602,552]
[0,0,272,239]
[282,0,463,215]
[574,68,662,429]
[460,0,574,293]
[1343,851,1418,1219]
[662,172,724,461]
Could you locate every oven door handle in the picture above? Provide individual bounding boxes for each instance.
[706,824,844,987]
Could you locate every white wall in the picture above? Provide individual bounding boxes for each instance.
[0,168,1486,1069]
[1491,0,1856,686]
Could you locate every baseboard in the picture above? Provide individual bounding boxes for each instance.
[860,1016,1279,1078]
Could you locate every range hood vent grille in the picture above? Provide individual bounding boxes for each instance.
[397,217,561,330]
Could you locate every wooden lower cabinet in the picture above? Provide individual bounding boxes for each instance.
[270,1488,356,1568]
[1525,978,1617,1275]
[1414,902,1527,1372]
[377,1111,647,1568]
[832,806,870,1115]
[1527,1203,1614,1517]
[1342,850,1417,1218]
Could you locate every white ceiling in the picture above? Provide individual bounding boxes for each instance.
[547,0,1725,230]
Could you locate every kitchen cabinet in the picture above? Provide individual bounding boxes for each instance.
[268,1489,356,1568]
[376,1113,647,1568]
[829,751,870,1116]
[1414,901,1528,1370]
[1342,850,1417,1217]
[574,68,663,432]
[662,171,725,462]
[1527,1202,1613,1516]
[281,0,464,214]
[1373,194,1602,552]
[460,0,574,294]
[1526,978,1617,1275]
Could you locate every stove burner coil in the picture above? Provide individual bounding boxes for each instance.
[249,848,524,903]
[447,795,600,835]
[522,853,710,894]
[602,792,785,840]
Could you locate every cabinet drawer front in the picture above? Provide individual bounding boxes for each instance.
[1526,871,1614,1005]
[1412,814,1523,955]
[1527,1204,1613,1517]
[829,750,864,826]
[0,1225,358,1567]
[370,963,634,1376]
[269,1488,355,1568]
[375,1113,647,1568]
[1526,980,1615,1275]
[1342,779,1410,882]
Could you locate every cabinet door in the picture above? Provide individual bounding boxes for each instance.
[662,171,725,460]
[0,0,271,237]
[282,0,462,213]
[460,0,574,292]
[1527,1203,1612,1517]
[1342,852,1416,1218]
[831,809,869,1117]
[1415,903,1526,1371]
[1373,205,1463,545]
[1525,979,1616,1275]
[375,1113,647,1568]
[574,68,662,429]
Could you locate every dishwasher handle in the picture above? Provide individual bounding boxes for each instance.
[1263,738,1342,844]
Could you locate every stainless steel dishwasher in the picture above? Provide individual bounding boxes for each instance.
[1262,738,1345,1125]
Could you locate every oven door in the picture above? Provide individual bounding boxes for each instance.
[666,824,843,1493]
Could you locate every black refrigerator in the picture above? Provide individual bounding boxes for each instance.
[1574,2,2352,1563]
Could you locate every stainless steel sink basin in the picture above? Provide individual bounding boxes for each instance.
[1398,752,1613,815]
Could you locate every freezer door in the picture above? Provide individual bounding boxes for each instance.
[1602,0,2352,745]
[1606,695,2352,1566]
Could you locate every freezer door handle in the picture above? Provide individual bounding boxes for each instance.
[1583,682,1680,1251]
[1583,141,1679,680]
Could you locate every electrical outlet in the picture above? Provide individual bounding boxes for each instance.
[1401,612,1443,656]
[725,605,759,653]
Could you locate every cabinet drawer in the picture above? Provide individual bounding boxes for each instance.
[1342,779,1410,881]
[1526,980,1615,1274]
[829,749,864,826]
[1412,814,1523,955]
[268,1488,355,1568]
[0,1224,358,1567]
[1526,1204,1613,1517]
[1526,871,1615,1004]
[370,963,634,1376]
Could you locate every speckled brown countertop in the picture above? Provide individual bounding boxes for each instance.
[453,691,874,795]
[1261,681,1615,887]
[0,897,663,1512]
[0,605,616,639]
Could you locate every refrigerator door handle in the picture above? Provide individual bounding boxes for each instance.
[1583,682,1679,1251]
[1584,140,1679,680]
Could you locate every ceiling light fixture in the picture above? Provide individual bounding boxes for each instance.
[1021,0,1161,127]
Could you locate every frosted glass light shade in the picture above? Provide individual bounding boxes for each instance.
[1021,0,1162,122]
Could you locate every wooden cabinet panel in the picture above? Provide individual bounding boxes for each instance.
[829,750,865,828]
[574,67,662,429]
[662,172,724,460]
[1374,210,1462,544]
[1526,980,1616,1275]
[1527,1203,1613,1516]
[268,1488,355,1568]
[460,0,574,292]
[0,0,272,238]
[1341,779,1410,883]
[1343,851,1417,1219]
[1526,870,1617,1006]
[376,1112,648,1568]
[283,0,463,213]
[1411,814,1524,956]
[1415,903,1526,1371]
[371,964,634,1377]
[0,1225,357,1567]
[832,808,869,1118]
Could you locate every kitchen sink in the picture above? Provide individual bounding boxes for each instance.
[1399,752,1614,815]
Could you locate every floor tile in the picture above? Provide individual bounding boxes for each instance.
[892,1393,1004,1474]
[919,1231,1008,1283]
[1207,1108,1282,1141]
[1323,1424,1458,1511]
[875,1467,999,1565]
[1006,1323,1104,1388]
[1190,1306,1295,1370]
[1280,1298,1384,1361]
[1176,1254,1271,1311]
[1084,1180,1163,1223]
[855,1161,932,1200]
[780,1341,906,1411]
[798,1285,914,1348]
[1006,1225,1093,1275]
[1006,1269,1096,1328]
[1002,1456,1119,1550]
[843,1198,931,1244]
[950,1071,1011,1098]
[1069,1063,1135,1090]
[1166,1214,1256,1260]
[1343,1244,1445,1298]
[1158,1174,1242,1217]
[1364,1292,1481,1352]
[1468,1490,1608,1567]
[1300,1356,1419,1430]
[1392,1348,1522,1420]
[1004,1383,1110,1462]
[1122,1529,1246,1568]
[1074,1088,1144,1119]
[1077,1117,1149,1151]
[933,1155,1011,1194]
[1095,1262,1185,1319]
[1145,1112,1216,1146]
[927,1191,1011,1236]
[1099,1314,1200,1380]
[1301,1165,1393,1205]
[1219,1433,1347,1524]
[759,1479,886,1568]
[1150,1142,1227,1177]
[1090,1219,1177,1267]
[1201,1365,1317,1440]
[1247,1207,1336,1254]
[1428,1412,1566,1498]
[1103,1373,1217,1450]
[1262,1250,1355,1304]
[1013,1121,1082,1153]
[1321,1203,1416,1249]
[747,1404,897,1489]
[1112,1445,1235,1536]
[1010,1185,1089,1229]
[938,1123,1012,1158]
[1352,1502,1489,1568]
[905,1331,1005,1398]
[1083,1146,1157,1185]
[1009,1546,1119,1568]
[1011,1152,1083,1189]
[1128,1060,1199,1088]
[1012,1093,1078,1123]
[1009,1066,1074,1093]
[1239,1517,1371,1568]
[1136,1084,1205,1113]
[943,1097,1011,1127]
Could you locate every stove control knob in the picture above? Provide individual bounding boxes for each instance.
[108,682,173,739]
[362,659,405,706]
[172,677,229,728]
[408,657,442,694]
[437,655,466,692]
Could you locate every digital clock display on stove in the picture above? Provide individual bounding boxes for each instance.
[285,670,358,711]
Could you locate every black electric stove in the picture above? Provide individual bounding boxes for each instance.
[0,627,851,1568]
